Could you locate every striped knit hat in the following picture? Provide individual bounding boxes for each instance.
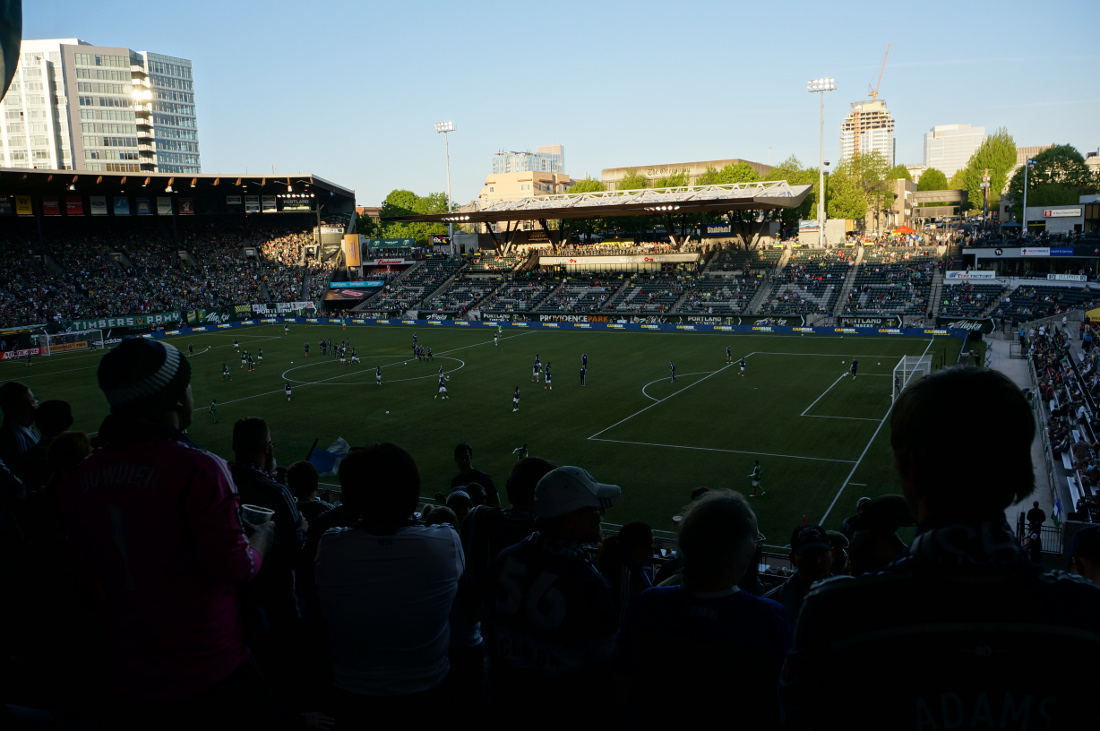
[98,337,192,412]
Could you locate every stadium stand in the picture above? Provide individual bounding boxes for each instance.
[843,248,938,316]
[533,276,621,313]
[939,283,1007,318]
[422,277,503,313]
[676,278,760,315]
[759,249,852,316]
[360,258,465,313]
[608,275,683,314]
[479,277,558,313]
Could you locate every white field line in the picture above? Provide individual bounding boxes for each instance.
[589,360,740,440]
[640,371,721,401]
[801,374,846,416]
[588,437,857,464]
[817,336,937,524]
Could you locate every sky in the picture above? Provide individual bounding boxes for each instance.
[23,0,1100,206]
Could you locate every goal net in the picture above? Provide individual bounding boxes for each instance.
[40,329,105,356]
[892,354,932,402]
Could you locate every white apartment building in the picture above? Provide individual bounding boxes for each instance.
[0,39,199,174]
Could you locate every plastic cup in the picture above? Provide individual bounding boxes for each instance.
[241,504,275,524]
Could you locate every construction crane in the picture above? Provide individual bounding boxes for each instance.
[867,44,891,100]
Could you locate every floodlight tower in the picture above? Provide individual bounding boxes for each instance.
[807,78,836,247]
[435,121,456,254]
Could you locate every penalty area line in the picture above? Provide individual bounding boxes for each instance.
[588,437,857,464]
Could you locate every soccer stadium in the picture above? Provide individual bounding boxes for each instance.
[5,17,1100,723]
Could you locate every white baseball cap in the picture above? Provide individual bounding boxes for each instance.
[535,466,621,519]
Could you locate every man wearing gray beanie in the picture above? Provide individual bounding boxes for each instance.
[58,337,276,729]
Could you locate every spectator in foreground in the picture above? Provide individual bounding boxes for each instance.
[780,368,1100,730]
[58,338,274,730]
[449,443,500,507]
[615,490,792,730]
[483,466,620,730]
[287,459,333,523]
[313,443,463,723]
[763,524,834,619]
[0,381,38,465]
[1069,525,1100,584]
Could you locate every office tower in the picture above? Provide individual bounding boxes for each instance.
[0,39,199,173]
[923,124,985,178]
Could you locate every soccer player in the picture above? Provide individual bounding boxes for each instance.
[749,460,763,496]
[438,365,445,378]
[494,332,500,347]
[247,354,255,372]
[726,345,732,363]
[413,332,418,345]
[512,386,521,412]
[531,362,540,383]
[544,363,552,391]
[512,444,529,461]
[240,351,248,369]
[209,399,218,424]
[221,364,232,382]
[320,339,328,356]
[739,357,747,377]
[233,337,239,351]
[582,352,588,368]
[426,346,434,361]
[340,350,347,366]
[351,350,360,365]
[257,349,264,364]
[285,382,293,402]
[850,359,859,378]
[580,365,587,386]
[304,342,310,357]
[284,324,289,335]
[188,342,195,357]
[436,376,449,400]
[669,361,676,383]
[24,351,31,366]
[375,365,382,386]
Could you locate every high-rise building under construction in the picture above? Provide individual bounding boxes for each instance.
[839,99,895,166]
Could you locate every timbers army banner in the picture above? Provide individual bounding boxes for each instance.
[69,311,183,331]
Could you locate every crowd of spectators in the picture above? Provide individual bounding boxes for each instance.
[842,248,936,317]
[0,217,336,330]
[939,282,1006,318]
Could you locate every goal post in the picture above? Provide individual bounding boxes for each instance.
[892,354,932,401]
[40,329,105,356]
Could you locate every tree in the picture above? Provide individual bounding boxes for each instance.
[570,177,606,194]
[653,170,689,188]
[888,164,912,182]
[956,127,1016,212]
[615,169,649,191]
[826,167,869,220]
[376,189,447,243]
[918,168,949,191]
[834,152,892,230]
[696,166,722,185]
[1006,143,1097,220]
[766,156,819,231]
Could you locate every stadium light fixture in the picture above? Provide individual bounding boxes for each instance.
[807,77,836,247]
[435,121,456,253]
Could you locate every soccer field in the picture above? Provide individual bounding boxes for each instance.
[5,324,964,547]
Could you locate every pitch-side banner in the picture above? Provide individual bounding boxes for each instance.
[15,195,32,215]
[90,196,108,215]
[69,311,183,331]
[250,302,317,314]
[157,197,173,215]
[113,196,130,215]
[945,270,997,280]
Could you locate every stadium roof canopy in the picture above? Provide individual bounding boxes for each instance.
[0,167,354,200]
[383,181,813,224]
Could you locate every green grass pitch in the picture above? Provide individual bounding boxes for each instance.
[6,325,964,548]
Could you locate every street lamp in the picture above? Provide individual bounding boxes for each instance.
[807,78,836,247]
[435,121,456,255]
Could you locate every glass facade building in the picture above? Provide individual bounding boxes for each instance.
[0,39,200,173]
